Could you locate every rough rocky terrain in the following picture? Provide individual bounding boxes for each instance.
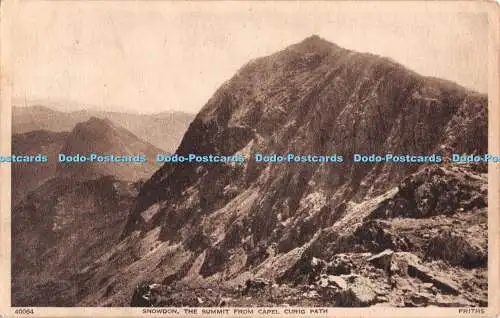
[127,165,487,308]
[11,117,164,203]
[12,176,141,306]
[12,35,488,307]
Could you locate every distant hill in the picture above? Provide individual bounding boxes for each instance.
[56,117,164,181]
[12,106,194,153]
[13,106,77,133]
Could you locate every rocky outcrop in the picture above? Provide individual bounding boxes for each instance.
[368,165,487,219]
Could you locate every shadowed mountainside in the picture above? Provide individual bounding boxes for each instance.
[12,176,142,306]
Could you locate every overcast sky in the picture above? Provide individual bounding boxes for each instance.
[12,2,488,114]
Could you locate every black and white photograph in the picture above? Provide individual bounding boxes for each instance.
[1,1,498,315]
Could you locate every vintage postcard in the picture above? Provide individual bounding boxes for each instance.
[0,0,498,317]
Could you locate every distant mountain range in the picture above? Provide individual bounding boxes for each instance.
[13,105,194,153]
[11,116,166,204]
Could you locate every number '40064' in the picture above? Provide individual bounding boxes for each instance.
[14,308,35,315]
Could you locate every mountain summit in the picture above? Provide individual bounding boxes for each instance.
[126,36,486,235]
[294,34,338,50]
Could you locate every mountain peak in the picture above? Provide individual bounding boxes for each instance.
[57,116,163,181]
[85,116,113,126]
[302,34,325,43]
[73,117,115,136]
[13,32,489,308]
[293,34,337,51]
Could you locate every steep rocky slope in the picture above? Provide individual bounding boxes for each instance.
[11,117,165,203]
[13,106,194,153]
[13,35,487,307]
[126,165,487,308]
[12,176,141,306]
[123,35,485,237]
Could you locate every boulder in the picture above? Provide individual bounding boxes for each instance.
[311,257,327,268]
[407,264,460,295]
[326,254,353,275]
[367,249,394,272]
[391,252,422,276]
[334,276,377,307]
[404,292,432,307]
[327,275,347,290]
[243,278,270,294]
[130,283,167,307]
